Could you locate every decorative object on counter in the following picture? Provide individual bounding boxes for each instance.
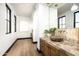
[44,28,57,37]
[44,29,50,37]
[50,36,63,42]
[49,28,57,36]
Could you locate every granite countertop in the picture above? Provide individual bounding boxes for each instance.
[41,37,79,56]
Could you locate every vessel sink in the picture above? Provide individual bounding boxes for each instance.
[50,36,63,42]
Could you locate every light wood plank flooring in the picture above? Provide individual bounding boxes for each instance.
[6,39,42,56]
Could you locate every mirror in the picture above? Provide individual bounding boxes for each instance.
[58,3,79,28]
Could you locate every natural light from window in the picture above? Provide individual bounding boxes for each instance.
[59,16,66,28]
[75,12,79,28]
[20,21,28,31]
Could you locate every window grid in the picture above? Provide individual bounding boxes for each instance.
[14,15,17,32]
[74,11,79,28]
[58,16,66,28]
[6,4,11,34]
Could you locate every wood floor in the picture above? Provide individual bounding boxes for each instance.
[6,39,42,56]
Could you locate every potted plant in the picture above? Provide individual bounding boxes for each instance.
[44,29,49,37]
[44,28,57,37]
[49,28,57,36]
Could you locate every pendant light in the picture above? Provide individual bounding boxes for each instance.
[71,4,78,11]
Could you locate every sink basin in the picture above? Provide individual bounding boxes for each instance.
[50,36,63,42]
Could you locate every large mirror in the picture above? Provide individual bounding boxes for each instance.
[58,3,79,28]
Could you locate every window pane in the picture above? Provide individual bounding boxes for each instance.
[6,8,8,19]
[59,16,65,28]
[60,25,62,28]
[6,4,11,34]
[59,18,62,25]
[62,17,65,24]
[7,10,10,21]
[75,12,79,22]
[7,21,10,33]
[76,23,79,28]
[62,25,65,28]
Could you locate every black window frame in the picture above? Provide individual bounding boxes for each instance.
[14,15,17,32]
[6,4,11,34]
[58,16,66,28]
[74,11,79,28]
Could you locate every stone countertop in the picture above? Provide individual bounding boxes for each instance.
[41,37,79,56]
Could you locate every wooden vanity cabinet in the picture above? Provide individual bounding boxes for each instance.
[50,47,68,56]
[44,43,51,56]
[40,39,51,56]
[40,39,45,55]
[40,39,68,56]
[50,46,59,56]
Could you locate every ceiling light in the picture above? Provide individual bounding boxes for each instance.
[71,4,78,11]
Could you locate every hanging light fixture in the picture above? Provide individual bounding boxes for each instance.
[71,4,78,11]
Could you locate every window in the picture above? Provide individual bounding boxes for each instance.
[14,15,17,32]
[20,21,28,31]
[58,16,66,28]
[74,11,79,28]
[6,4,11,34]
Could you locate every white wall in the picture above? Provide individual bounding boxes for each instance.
[17,16,32,38]
[33,4,49,43]
[0,3,17,55]
[33,4,58,50]
[37,4,50,50]
[49,8,58,28]
[33,8,39,42]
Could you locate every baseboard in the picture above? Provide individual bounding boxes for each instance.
[32,42,37,44]
[3,39,17,56]
[17,37,32,40]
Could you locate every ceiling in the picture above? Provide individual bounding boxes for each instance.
[11,3,36,17]
[58,3,79,16]
[45,3,66,8]
[11,3,79,17]
[11,3,67,17]
[45,3,79,16]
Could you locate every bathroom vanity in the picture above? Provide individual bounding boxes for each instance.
[40,37,79,56]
